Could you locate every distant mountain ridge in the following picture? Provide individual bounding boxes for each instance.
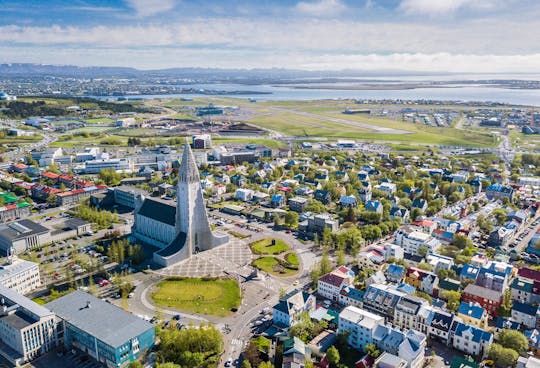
[0,63,443,80]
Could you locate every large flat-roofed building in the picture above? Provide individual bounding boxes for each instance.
[113,186,147,209]
[46,291,155,368]
[0,220,50,256]
[84,158,132,174]
[0,285,56,366]
[0,257,41,295]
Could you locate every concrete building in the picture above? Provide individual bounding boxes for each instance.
[152,144,228,267]
[0,285,56,366]
[288,197,308,213]
[113,186,147,209]
[84,158,132,174]
[192,134,212,149]
[338,306,385,350]
[0,257,41,295]
[0,220,50,255]
[317,266,355,302]
[395,227,441,256]
[46,291,155,368]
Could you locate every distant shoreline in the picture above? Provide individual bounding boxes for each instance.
[279,84,463,91]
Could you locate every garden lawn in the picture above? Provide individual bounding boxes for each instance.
[250,238,290,255]
[285,252,299,266]
[252,256,298,277]
[150,278,241,317]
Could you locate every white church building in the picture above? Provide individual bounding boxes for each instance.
[132,144,228,267]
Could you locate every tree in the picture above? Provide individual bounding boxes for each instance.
[320,251,332,275]
[98,168,122,186]
[498,329,529,354]
[364,343,381,358]
[336,249,345,266]
[244,340,262,367]
[241,361,252,368]
[156,364,181,368]
[326,346,340,367]
[489,343,519,368]
[46,193,58,207]
[441,290,461,312]
[498,289,513,317]
[417,245,429,258]
[453,233,473,249]
[258,362,273,368]
[284,211,299,228]
[127,362,143,368]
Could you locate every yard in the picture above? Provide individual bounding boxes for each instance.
[252,256,299,277]
[250,238,290,255]
[150,277,241,317]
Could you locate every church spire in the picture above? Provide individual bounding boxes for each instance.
[178,143,199,183]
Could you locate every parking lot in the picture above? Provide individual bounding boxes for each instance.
[27,349,104,368]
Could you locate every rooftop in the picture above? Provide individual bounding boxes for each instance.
[46,291,153,348]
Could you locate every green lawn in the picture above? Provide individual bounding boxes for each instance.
[84,117,116,123]
[252,257,298,277]
[285,252,299,266]
[250,238,290,255]
[213,137,285,148]
[150,277,241,317]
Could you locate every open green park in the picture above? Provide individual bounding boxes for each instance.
[250,238,299,277]
[150,277,241,317]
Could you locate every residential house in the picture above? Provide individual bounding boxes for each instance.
[411,198,428,213]
[358,181,372,203]
[372,325,427,368]
[390,207,410,223]
[427,309,456,344]
[273,289,316,328]
[235,188,254,202]
[340,195,358,208]
[457,302,489,329]
[365,271,387,287]
[485,184,514,201]
[288,197,308,213]
[462,284,503,317]
[318,266,355,302]
[451,322,493,358]
[488,226,514,248]
[270,194,285,208]
[460,264,480,283]
[379,182,397,196]
[314,190,331,204]
[365,200,383,214]
[394,295,429,331]
[404,267,439,295]
[512,302,539,330]
[511,277,540,304]
[338,286,365,308]
[282,337,309,368]
[386,264,406,284]
[362,284,406,322]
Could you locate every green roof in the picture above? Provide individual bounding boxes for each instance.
[0,192,18,204]
[223,204,245,212]
[450,356,479,368]
[17,202,30,208]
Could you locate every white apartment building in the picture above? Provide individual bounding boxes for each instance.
[0,257,41,295]
[235,188,254,202]
[395,227,441,255]
[317,266,355,301]
[0,285,56,366]
[338,306,384,350]
[84,158,132,174]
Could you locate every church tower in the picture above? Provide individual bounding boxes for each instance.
[176,143,214,252]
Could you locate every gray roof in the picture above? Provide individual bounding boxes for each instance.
[0,284,53,319]
[46,291,153,348]
[0,310,36,329]
[137,198,176,226]
[0,219,49,241]
[64,217,90,228]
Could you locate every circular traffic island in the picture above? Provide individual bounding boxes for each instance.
[251,256,299,277]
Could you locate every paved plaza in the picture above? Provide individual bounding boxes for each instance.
[155,238,253,277]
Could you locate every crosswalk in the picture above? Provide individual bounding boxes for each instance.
[230,338,244,346]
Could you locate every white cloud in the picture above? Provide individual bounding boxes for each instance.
[295,0,346,17]
[399,0,501,16]
[124,0,176,17]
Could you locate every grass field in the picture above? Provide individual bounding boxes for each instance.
[250,238,290,255]
[252,256,298,277]
[285,252,299,266]
[84,117,116,123]
[70,126,115,133]
[213,137,285,148]
[150,277,241,317]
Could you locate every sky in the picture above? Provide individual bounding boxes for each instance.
[1,0,540,73]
